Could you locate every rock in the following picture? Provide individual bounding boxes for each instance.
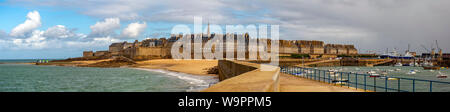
[206,66,219,74]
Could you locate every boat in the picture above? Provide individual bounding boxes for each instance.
[369,74,380,77]
[367,71,377,74]
[305,70,314,74]
[379,50,414,59]
[328,69,339,72]
[367,71,380,77]
[436,72,447,78]
[327,69,339,74]
[332,78,349,85]
[421,61,434,67]
[403,63,411,66]
[329,73,339,77]
[381,71,388,75]
[388,78,399,80]
[395,68,401,71]
[293,72,304,76]
[409,62,419,66]
[406,70,416,75]
[394,62,403,67]
[423,66,440,70]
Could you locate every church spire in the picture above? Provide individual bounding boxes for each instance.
[207,21,210,37]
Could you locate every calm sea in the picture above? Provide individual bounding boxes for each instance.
[0,60,217,92]
[316,66,450,92]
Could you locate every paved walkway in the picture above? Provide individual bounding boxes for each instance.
[279,73,365,92]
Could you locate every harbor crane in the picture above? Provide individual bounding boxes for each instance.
[421,44,430,53]
[436,40,442,51]
[436,40,443,59]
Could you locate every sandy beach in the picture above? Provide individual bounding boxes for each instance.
[134,59,218,76]
[27,59,219,77]
[27,59,218,76]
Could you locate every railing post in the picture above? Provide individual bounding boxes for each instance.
[306,68,308,79]
[430,82,432,92]
[289,67,293,74]
[334,72,337,86]
[340,72,343,87]
[374,76,377,92]
[320,70,327,82]
[398,79,400,92]
[412,79,415,92]
[385,77,388,92]
[287,66,289,74]
[309,68,312,80]
[314,68,316,81]
[302,67,305,78]
[364,75,367,91]
[328,71,330,83]
[355,74,358,90]
[347,72,350,88]
[293,66,295,74]
[316,69,319,82]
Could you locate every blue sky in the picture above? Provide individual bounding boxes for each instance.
[0,5,94,34]
[1,0,450,59]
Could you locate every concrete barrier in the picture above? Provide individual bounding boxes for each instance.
[202,60,280,92]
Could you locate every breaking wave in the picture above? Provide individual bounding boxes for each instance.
[133,68,218,92]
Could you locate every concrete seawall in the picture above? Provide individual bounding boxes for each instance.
[202,60,280,92]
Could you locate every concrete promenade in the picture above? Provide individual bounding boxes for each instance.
[202,60,365,92]
[279,73,364,92]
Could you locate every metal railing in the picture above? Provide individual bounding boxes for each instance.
[280,66,450,92]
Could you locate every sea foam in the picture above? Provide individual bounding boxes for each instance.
[133,68,219,92]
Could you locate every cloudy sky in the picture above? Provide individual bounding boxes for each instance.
[0,0,449,59]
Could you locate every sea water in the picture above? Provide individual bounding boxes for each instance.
[0,60,218,92]
[316,66,450,92]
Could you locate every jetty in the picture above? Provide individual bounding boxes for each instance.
[296,59,340,67]
[365,59,394,67]
[203,60,362,92]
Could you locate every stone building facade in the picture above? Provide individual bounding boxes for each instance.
[83,34,358,60]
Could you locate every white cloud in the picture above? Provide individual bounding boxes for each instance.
[43,25,86,39]
[66,36,121,48]
[120,22,147,38]
[1,10,123,51]
[9,10,42,37]
[5,0,450,54]
[0,39,7,49]
[0,30,7,38]
[89,18,121,37]
[12,30,49,49]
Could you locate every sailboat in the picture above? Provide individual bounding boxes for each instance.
[436,72,448,78]
[367,71,380,77]
[406,70,416,75]
[394,62,403,67]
